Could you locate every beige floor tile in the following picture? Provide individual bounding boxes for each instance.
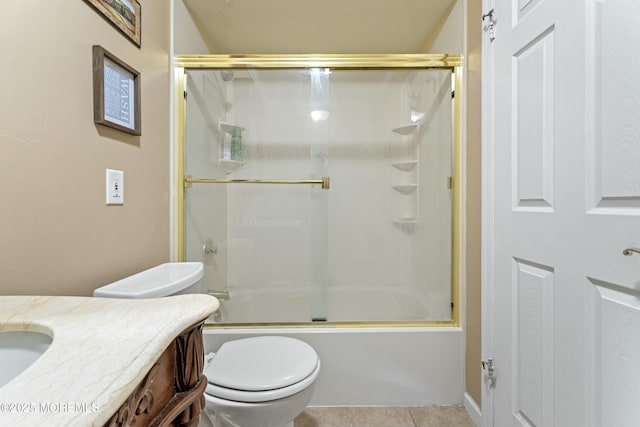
[349,406,416,427]
[295,407,352,427]
[409,405,476,427]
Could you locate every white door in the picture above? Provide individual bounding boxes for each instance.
[483,0,640,426]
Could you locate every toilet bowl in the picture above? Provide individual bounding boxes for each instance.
[201,336,320,427]
[93,262,320,427]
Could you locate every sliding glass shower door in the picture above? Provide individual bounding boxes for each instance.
[181,65,455,325]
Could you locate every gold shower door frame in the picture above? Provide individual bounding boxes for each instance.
[175,54,463,327]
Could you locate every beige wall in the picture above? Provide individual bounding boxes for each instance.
[174,0,212,54]
[465,0,483,407]
[0,1,172,296]
[422,0,463,53]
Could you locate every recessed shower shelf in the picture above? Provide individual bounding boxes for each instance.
[391,160,418,171]
[392,184,418,195]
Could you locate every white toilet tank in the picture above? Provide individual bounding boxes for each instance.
[93,262,204,298]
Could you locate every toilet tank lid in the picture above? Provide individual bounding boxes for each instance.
[93,262,204,298]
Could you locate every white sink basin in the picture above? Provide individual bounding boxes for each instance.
[0,331,52,388]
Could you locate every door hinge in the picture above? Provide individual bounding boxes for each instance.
[447,176,454,189]
[482,8,496,42]
[184,90,188,100]
[481,357,496,387]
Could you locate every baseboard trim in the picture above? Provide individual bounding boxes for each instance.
[463,392,481,427]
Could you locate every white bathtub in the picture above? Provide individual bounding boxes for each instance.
[202,326,464,406]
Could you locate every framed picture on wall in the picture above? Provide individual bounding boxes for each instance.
[92,45,141,136]
[83,0,141,48]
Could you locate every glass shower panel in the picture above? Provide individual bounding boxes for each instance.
[184,69,323,323]
[182,68,453,324]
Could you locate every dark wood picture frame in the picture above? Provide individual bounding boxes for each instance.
[92,45,141,136]
[83,0,141,48]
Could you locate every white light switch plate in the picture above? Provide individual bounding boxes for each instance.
[106,169,124,205]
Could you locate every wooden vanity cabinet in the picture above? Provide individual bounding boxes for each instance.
[104,321,207,427]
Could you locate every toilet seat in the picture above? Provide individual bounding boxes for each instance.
[204,336,320,403]
[205,361,320,403]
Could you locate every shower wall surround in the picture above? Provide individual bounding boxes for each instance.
[183,68,454,324]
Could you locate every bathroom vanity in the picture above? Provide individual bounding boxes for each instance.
[0,294,218,427]
[104,321,206,427]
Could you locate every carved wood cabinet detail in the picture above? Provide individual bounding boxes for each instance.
[105,322,207,427]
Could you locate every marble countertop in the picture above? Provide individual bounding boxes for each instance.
[0,294,219,427]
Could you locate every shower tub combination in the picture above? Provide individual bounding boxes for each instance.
[176,54,464,405]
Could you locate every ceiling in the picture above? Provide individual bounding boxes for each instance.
[182,0,457,54]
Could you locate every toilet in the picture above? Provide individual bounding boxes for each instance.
[93,262,320,427]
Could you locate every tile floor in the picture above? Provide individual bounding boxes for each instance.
[294,406,476,427]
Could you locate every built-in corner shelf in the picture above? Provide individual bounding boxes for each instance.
[393,219,418,226]
[391,160,418,171]
[390,124,419,229]
[392,184,418,195]
[219,159,245,173]
[219,122,245,134]
[391,124,418,135]
[393,214,418,224]
[393,219,418,233]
